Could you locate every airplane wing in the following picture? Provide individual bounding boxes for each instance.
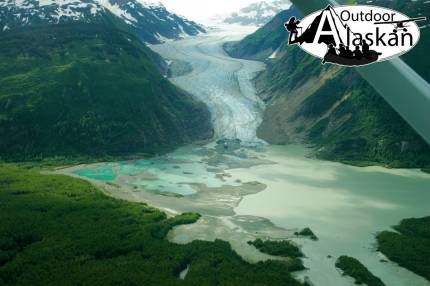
[374,21,402,24]
[290,0,430,145]
[409,17,427,22]
[374,17,427,24]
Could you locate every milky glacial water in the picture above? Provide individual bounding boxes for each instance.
[69,29,430,286]
[232,145,430,286]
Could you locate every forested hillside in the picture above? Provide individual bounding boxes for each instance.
[0,23,212,160]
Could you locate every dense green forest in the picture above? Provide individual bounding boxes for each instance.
[296,228,318,241]
[377,217,430,281]
[248,239,303,258]
[0,164,306,286]
[0,23,212,161]
[248,239,305,272]
[335,256,385,286]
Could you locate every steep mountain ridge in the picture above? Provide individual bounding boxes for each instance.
[227,1,430,168]
[0,0,205,43]
[0,21,212,160]
[256,45,430,167]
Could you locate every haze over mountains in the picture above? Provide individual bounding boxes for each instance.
[221,0,292,26]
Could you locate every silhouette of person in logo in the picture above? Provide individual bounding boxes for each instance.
[287,5,383,66]
[323,42,381,65]
[285,17,301,44]
[362,40,370,57]
[338,44,347,57]
[327,44,337,55]
[354,45,363,60]
[322,44,337,64]
[345,46,353,58]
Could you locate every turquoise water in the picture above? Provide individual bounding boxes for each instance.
[73,163,141,181]
[73,148,242,196]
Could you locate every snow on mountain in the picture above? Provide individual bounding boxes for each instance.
[223,0,292,26]
[103,0,206,43]
[0,0,206,43]
[0,0,103,26]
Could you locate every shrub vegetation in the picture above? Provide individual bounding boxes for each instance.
[335,256,385,286]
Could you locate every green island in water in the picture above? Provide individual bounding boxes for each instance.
[248,239,306,272]
[377,217,430,282]
[335,256,385,286]
[248,239,303,258]
[334,217,430,286]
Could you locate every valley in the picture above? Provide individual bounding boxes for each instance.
[0,1,429,285]
[66,29,430,286]
[151,28,266,143]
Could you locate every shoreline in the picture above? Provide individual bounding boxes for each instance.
[54,143,313,265]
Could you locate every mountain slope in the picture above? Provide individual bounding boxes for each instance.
[0,0,205,44]
[223,0,292,27]
[230,0,430,168]
[0,23,212,160]
[224,7,302,61]
[256,46,430,167]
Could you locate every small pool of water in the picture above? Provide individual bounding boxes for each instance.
[73,163,141,181]
[73,147,244,196]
